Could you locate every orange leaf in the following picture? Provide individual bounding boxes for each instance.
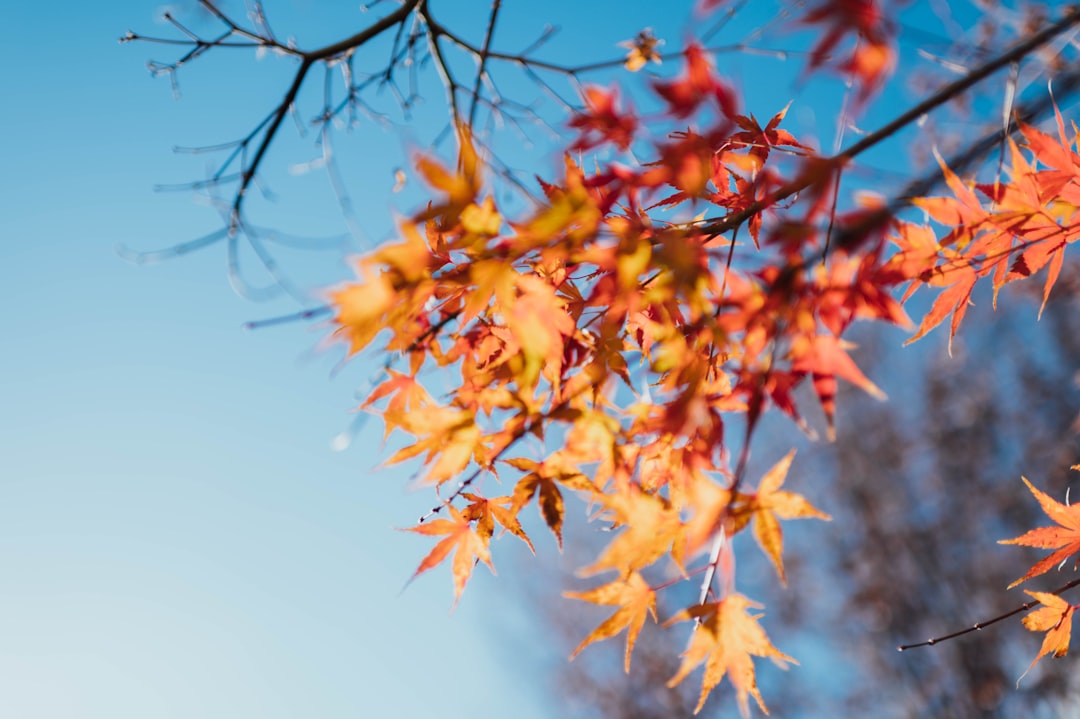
[565,572,657,671]
[511,472,566,549]
[405,505,494,605]
[1019,591,1075,682]
[462,493,535,554]
[580,487,684,577]
[666,594,795,716]
[904,263,977,353]
[1000,477,1080,588]
[385,407,481,486]
[362,370,433,439]
[740,450,831,584]
[617,28,663,73]
[329,269,396,356]
[791,334,885,439]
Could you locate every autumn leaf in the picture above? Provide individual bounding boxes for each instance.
[405,505,494,605]
[509,465,566,550]
[569,86,638,151]
[385,406,482,486]
[903,262,977,354]
[1000,477,1080,588]
[666,594,795,716]
[618,28,663,72]
[329,266,396,356]
[801,0,895,103]
[1019,590,1075,682]
[729,103,809,167]
[737,450,831,585]
[565,571,657,671]
[652,43,735,119]
[790,333,885,439]
[362,370,433,439]
[460,196,503,237]
[503,273,576,388]
[414,122,482,224]
[580,486,684,577]
[461,492,535,554]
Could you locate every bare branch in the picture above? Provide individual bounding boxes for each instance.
[898,578,1080,651]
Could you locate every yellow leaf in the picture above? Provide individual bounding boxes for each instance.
[580,486,683,577]
[461,196,502,236]
[666,594,795,716]
[1019,590,1075,683]
[618,29,663,72]
[329,267,395,355]
[739,450,830,585]
[565,572,656,671]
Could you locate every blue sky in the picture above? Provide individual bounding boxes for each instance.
[1,1,1054,717]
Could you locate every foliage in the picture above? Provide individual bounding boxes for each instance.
[128,1,1080,715]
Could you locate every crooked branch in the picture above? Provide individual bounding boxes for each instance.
[698,4,1080,240]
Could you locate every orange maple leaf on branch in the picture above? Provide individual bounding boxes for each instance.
[666,594,795,716]
[1000,477,1080,589]
[405,505,495,605]
[1020,591,1076,681]
[732,450,832,585]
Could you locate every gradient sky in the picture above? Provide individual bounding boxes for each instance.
[0,1,1017,717]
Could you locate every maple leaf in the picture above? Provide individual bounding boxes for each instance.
[1019,590,1075,682]
[652,44,736,119]
[385,406,483,486]
[736,450,831,585]
[1000,477,1080,588]
[801,0,895,103]
[569,86,638,151]
[504,273,577,388]
[790,333,885,439]
[666,594,795,716]
[580,485,685,577]
[460,196,503,237]
[406,505,494,605]
[362,369,434,439]
[618,28,663,72]
[729,103,809,167]
[506,457,569,549]
[461,492,535,554]
[565,571,657,671]
[414,122,482,225]
[329,265,396,356]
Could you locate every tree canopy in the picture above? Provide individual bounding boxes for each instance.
[126,1,1080,714]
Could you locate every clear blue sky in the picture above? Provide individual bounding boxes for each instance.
[0,1,1023,717]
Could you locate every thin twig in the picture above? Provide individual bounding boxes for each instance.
[898,577,1080,651]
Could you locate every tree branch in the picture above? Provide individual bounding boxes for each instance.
[898,577,1080,651]
[698,4,1080,240]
